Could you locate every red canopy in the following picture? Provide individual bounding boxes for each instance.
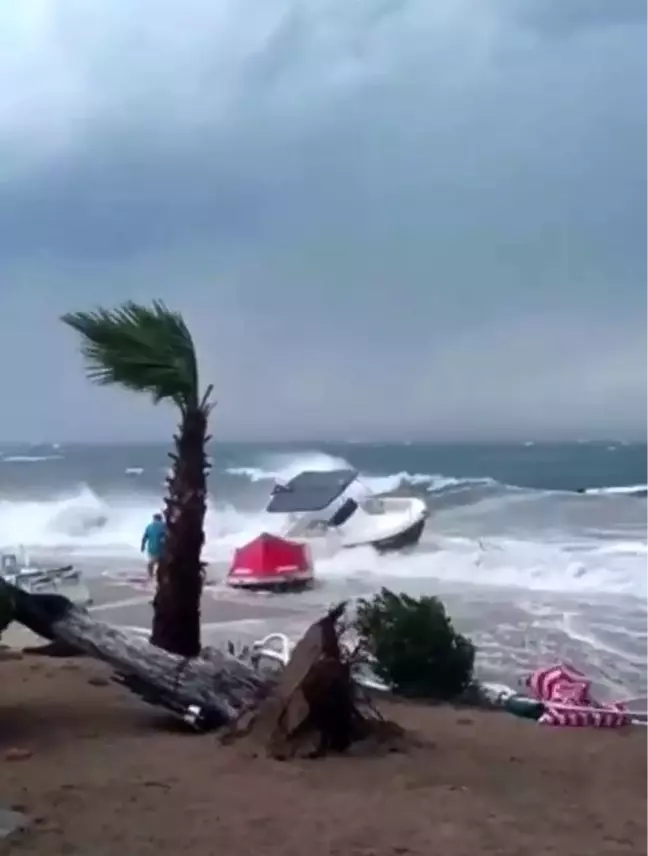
[228,532,310,580]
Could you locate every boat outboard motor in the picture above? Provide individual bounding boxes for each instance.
[328,498,358,528]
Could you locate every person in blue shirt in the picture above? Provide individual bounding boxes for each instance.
[141,513,166,580]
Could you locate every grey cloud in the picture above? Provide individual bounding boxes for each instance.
[0,0,645,441]
[1,6,644,265]
[0,151,264,260]
[511,0,647,39]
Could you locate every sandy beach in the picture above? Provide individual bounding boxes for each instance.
[1,573,646,856]
[1,647,646,856]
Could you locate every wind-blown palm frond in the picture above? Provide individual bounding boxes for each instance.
[62,301,208,412]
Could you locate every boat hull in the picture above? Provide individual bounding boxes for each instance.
[342,514,427,554]
[226,570,314,593]
[371,515,426,552]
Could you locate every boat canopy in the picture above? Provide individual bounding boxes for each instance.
[266,469,358,513]
[229,533,310,578]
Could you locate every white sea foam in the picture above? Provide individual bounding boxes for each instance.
[1,448,644,694]
[0,444,643,694]
[225,449,491,494]
[0,451,648,598]
[1,454,64,463]
[585,484,647,496]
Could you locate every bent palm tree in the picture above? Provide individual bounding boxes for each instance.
[62,302,213,657]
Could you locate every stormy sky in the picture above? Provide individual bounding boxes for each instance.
[0,0,646,442]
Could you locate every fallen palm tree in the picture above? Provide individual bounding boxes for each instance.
[0,579,400,758]
[1,579,266,727]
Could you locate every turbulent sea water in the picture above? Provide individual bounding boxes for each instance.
[1,440,646,698]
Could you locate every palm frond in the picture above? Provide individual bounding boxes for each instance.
[61,301,209,412]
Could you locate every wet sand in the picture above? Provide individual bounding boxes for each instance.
[2,574,317,652]
[10,552,646,699]
[1,656,645,856]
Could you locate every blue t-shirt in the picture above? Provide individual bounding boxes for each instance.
[143,519,166,557]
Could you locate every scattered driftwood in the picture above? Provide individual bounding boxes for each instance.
[1,579,406,757]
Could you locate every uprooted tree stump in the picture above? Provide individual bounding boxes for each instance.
[227,602,408,759]
[0,578,407,758]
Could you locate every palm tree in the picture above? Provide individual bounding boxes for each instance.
[62,301,213,658]
[0,585,14,638]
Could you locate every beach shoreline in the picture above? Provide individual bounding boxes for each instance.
[5,570,647,703]
[1,655,645,856]
[2,572,317,645]
[1,440,645,702]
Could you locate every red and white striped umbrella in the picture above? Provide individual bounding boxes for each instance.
[526,663,629,728]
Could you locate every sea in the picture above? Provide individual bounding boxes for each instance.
[1,440,646,700]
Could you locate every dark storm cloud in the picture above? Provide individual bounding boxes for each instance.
[0,150,264,260]
[0,0,645,441]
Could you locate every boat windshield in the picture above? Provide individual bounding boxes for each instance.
[327,498,358,527]
[267,470,358,513]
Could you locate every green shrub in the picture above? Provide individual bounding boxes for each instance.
[353,588,475,700]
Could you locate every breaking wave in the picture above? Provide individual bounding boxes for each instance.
[0,449,644,600]
[225,449,494,494]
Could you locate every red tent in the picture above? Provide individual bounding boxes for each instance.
[227,532,313,589]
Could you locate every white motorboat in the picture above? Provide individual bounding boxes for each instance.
[265,469,427,554]
[1,550,92,606]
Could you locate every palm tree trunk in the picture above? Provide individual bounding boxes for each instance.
[0,588,13,635]
[150,407,209,657]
